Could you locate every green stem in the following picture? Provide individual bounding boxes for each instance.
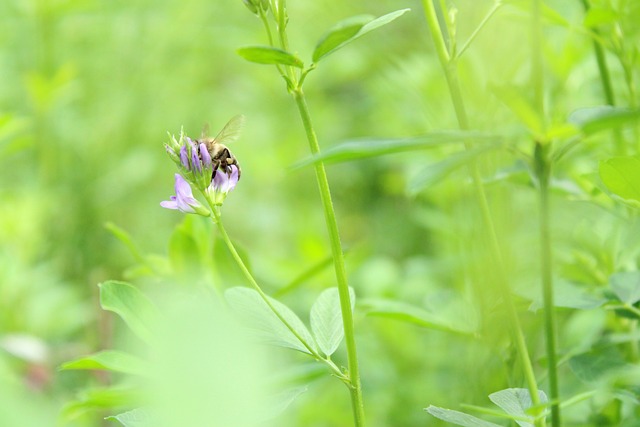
[422,1,544,423]
[292,88,366,427]
[258,8,286,79]
[630,320,639,363]
[531,0,559,423]
[579,0,624,155]
[605,303,640,319]
[581,0,615,106]
[536,145,560,427]
[208,206,348,382]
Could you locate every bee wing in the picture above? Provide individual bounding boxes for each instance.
[200,123,210,139]
[213,114,245,145]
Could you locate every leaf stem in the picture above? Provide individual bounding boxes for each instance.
[422,1,544,424]
[291,87,366,427]
[207,204,348,382]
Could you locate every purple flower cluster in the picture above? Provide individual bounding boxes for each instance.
[161,132,240,214]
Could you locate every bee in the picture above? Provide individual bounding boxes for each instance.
[197,115,244,182]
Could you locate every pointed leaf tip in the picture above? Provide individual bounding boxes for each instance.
[312,9,410,62]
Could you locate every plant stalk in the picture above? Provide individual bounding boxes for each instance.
[422,1,544,423]
[292,88,366,427]
[579,0,624,154]
[536,146,560,427]
[531,0,560,424]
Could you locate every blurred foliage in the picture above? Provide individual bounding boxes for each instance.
[0,0,639,426]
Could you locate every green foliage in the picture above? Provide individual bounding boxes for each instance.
[237,46,305,68]
[599,156,640,204]
[225,286,318,354]
[105,408,150,427]
[425,406,502,427]
[609,272,640,305]
[293,132,501,167]
[312,9,410,63]
[3,0,640,426]
[569,107,640,136]
[310,287,355,357]
[99,281,158,343]
[60,350,148,376]
[427,388,548,427]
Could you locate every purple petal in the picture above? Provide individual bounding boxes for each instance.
[212,168,229,192]
[175,196,197,213]
[174,174,194,198]
[160,200,178,210]
[200,143,212,167]
[227,165,239,191]
[161,194,178,210]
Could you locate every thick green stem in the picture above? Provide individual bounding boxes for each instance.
[422,1,543,422]
[536,146,560,427]
[531,0,559,424]
[292,88,366,427]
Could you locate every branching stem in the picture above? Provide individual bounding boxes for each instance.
[421,1,544,425]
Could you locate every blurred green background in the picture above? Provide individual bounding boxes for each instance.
[1,0,639,425]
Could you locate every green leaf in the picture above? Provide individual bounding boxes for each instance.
[99,281,158,343]
[225,287,317,354]
[521,280,605,311]
[312,9,409,62]
[59,350,148,376]
[361,299,476,336]
[105,408,150,427]
[105,222,144,264]
[569,348,626,383]
[491,84,543,135]
[258,386,308,421]
[237,46,304,68]
[599,156,640,203]
[312,15,373,63]
[610,272,640,304]
[583,7,619,27]
[425,406,502,427]
[569,106,640,136]
[292,131,500,169]
[61,387,142,422]
[488,388,548,427]
[310,287,355,357]
[408,145,497,195]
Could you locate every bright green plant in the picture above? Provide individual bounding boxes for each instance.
[52,1,640,427]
